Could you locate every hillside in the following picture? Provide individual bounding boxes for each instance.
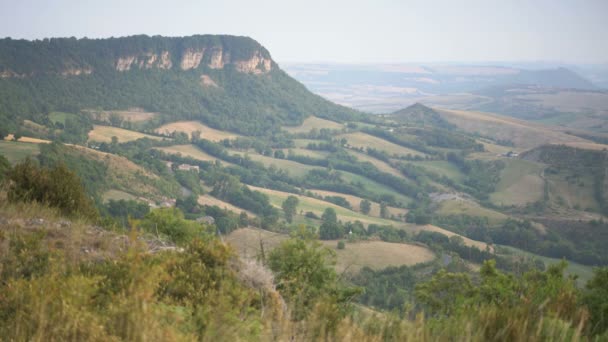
[0,35,360,136]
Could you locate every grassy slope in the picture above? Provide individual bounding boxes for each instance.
[437,199,509,224]
[155,144,227,164]
[339,132,426,157]
[309,189,408,218]
[155,121,241,141]
[490,159,545,206]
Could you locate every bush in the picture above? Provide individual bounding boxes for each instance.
[337,241,345,250]
[6,159,98,220]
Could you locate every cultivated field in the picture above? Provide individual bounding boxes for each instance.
[88,109,159,123]
[283,116,344,134]
[437,199,508,224]
[490,159,545,206]
[321,240,436,274]
[155,121,241,141]
[247,185,399,226]
[282,148,330,159]
[338,132,426,157]
[155,144,225,164]
[88,125,163,143]
[229,150,322,177]
[309,189,408,218]
[4,135,51,144]
[0,141,41,163]
[407,224,491,251]
[197,195,256,217]
[409,160,465,182]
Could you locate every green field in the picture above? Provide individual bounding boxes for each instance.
[155,144,227,164]
[340,171,413,205]
[490,159,545,206]
[0,141,40,163]
[229,150,322,177]
[437,199,509,224]
[347,150,404,178]
[283,116,344,133]
[410,160,465,182]
[498,245,594,284]
[49,111,79,125]
[283,148,330,159]
[339,132,426,157]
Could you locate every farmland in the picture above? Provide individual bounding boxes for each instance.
[156,121,241,141]
[88,125,163,143]
[282,116,344,133]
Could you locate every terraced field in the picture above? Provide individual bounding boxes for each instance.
[338,132,426,157]
[88,125,163,143]
[155,121,241,141]
[490,159,545,206]
[283,116,344,133]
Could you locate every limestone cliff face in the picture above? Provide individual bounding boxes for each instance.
[0,35,274,78]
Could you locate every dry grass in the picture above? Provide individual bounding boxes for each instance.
[4,135,51,144]
[84,109,158,122]
[338,132,426,157]
[197,195,256,217]
[283,116,344,134]
[321,240,435,274]
[155,121,240,141]
[225,227,288,259]
[87,125,163,143]
[309,189,408,218]
[408,224,491,251]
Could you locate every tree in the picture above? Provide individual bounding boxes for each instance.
[281,195,299,223]
[360,199,371,215]
[0,155,10,182]
[581,267,608,335]
[380,202,388,218]
[321,207,338,224]
[108,112,123,127]
[320,208,343,240]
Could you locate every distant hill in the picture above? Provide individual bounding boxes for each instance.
[389,103,453,129]
[508,67,597,90]
[0,35,360,136]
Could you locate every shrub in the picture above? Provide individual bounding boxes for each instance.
[6,159,98,220]
[337,241,345,250]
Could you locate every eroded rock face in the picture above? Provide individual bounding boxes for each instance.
[115,51,173,71]
[200,74,219,88]
[234,50,272,74]
[208,48,228,69]
[180,49,205,70]
[61,67,93,76]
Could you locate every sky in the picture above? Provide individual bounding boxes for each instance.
[0,0,606,64]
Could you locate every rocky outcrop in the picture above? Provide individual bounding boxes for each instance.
[180,49,205,70]
[115,51,173,71]
[200,74,219,88]
[61,67,93,76]
[234,50,272,74]
[208,48,228,69]
[0,69,27,78]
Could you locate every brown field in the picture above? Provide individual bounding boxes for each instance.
[321,240,436,274]
[309,189,408,218]
[155,121,241,141]
[88,125,163,143]
[283,116,344,134]
[338,132,426,157]
[155,144,226,164]
[436,108,593,149]
[4,135,51,144]
[197,195,256,217]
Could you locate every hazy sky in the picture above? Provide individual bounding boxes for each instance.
[0,0,606,64]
